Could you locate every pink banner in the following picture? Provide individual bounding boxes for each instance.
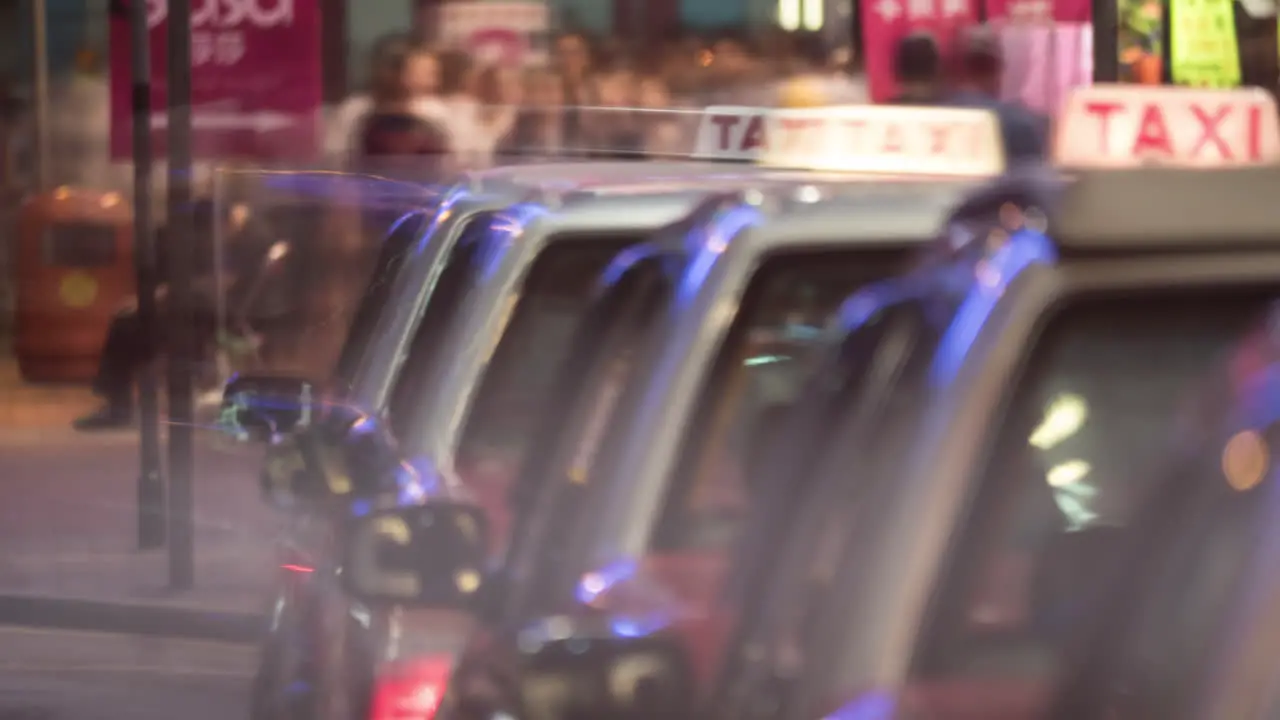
[110,0,322,160]
[994,23,1093,115]
[862,0,982,102]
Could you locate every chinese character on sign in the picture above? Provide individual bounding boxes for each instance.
[875,0,903,21]
[907,0,935,19]
[941,0,969,17]
[215,31,246,65]
[192,31,214,65]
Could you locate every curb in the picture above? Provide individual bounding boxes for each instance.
[0,594,265,644]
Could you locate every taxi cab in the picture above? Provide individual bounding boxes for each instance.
[236,107,995,720]
[421,85,1280,720]
[330,107,1010,720]
[238,160,781,720]
[396,106,1013,719]
[698,85,1280,720]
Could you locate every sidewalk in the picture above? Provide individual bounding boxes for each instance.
[0,357,98,428]
[0,412,278,642]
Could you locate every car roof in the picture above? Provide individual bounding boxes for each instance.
[1052,167,1280,250]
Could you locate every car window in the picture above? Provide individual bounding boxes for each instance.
[334,211,428,386]
[1055,328,1280,719]
[503,255,672,619]
[653,248,910,555]
[386,215,493,437]
[717,298,945,709]
[907,290,1272,707]
[455,236,642,479]
[452,235,644,544]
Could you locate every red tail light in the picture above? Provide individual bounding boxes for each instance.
[369,656,453,720]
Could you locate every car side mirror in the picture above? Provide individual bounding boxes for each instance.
[219,373,318,443]
[342,501,490,609]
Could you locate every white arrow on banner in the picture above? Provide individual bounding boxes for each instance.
[149,111,297,133]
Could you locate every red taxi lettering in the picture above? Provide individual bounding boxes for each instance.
[842,119,868,149]
[1083,101,1123,155]
[1132,104,1173,157]
[927,123,951,154]
[710,115,741,151]
[779,117,825,155]
[1081,98,1268,162]
[707,113,768,153]
[1249,104,1263,160]
[1190,104,1232,159]
[741,115,767,151]
[882,123,905,153]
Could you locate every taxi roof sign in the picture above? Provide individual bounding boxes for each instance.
[1054,85,1280,169]
[694,105,1006,177]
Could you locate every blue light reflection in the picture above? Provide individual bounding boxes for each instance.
[677,206,762,307]
[929,230,1057,387]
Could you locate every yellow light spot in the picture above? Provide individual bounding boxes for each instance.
[58,271,98,308]
[455,513,478,542]
[99,192,121,209]
[1047,459,1091,487]
[374,516,412,545]
[455,569,481,594]
[999,202,1024,230]
[53,186,70,201]
[1223,430,1268,492]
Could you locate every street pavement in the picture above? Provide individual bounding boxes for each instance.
[0,421,279,640]
[0,625,254,720]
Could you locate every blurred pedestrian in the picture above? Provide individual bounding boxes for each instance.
[948,26,1047,164]
[773,32,869,106]
[704,34,768,104]
[637,74,686,156]
[74,201,282,430]
[499,67,566,161]
[553,31,595,146]
[326,34,447,164]
[587,58,645,159]
[889,32,943,104]
[435,50,516,169]
[355,39,452,175]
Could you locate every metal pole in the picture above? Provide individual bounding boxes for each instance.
[211,167,227,384]
[1161,0,1174,84]
[130,0,166,550]
[1092,0,1119,82]
[31,0,50,191]
[166,0,196,590]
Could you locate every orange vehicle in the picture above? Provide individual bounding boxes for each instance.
[13,187,134,382]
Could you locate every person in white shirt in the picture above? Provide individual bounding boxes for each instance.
[324,34,451,165]
[434,49,516,169]
[776,31,870,107]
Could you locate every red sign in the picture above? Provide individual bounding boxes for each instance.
[861,0,980,102]
[109,0,322,160]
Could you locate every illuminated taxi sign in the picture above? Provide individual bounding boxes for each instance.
[694,105,1006,177]
[1054,85,1280,168]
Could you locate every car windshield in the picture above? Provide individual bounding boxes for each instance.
[717,293,953,701]
[386,214,496,437]
[501,251,675,619]
[807,288,1274,717]
[333,211,430,387]
[649,248,910,555]
[1054,321,1280,718]
[451,234,645,542]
